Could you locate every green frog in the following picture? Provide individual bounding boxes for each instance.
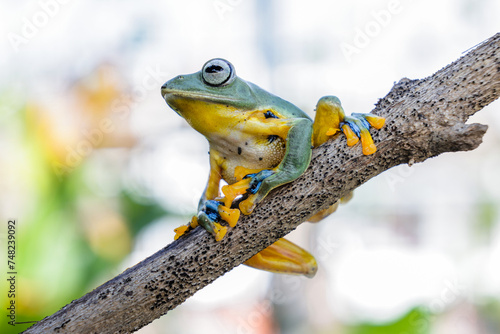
[161,58,384,277]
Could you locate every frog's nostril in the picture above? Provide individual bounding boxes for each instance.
[161,82,168,90]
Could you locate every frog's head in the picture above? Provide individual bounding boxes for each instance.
[161,59,271,136]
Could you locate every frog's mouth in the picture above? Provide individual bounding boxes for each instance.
[161,88,241,104]
[162,88,241,122]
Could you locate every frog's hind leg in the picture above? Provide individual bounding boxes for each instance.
[308,201,339,223]
[312,96,385,154]
[244,238,318,278]
[307,191,354,223]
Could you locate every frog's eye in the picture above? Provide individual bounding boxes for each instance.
[202,58,235,87]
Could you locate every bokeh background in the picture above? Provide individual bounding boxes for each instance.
[1,0,499,333]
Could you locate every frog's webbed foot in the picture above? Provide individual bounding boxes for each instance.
[312,96,385,155]
[222,167,275,215]
[342,113,385,155]
[307,190,354,223]
[244,238,318,278]
[174,199,240,241]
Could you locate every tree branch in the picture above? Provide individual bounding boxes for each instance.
[25,33,500,333]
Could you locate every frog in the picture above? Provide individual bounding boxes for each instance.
[161,58,385,278]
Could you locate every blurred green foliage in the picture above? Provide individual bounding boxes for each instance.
[347,308,430,334]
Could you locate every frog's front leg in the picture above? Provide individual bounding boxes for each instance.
[223,118,313,215]
[312,96,385,153]
[174,151,240,241]
[308,96,384,223]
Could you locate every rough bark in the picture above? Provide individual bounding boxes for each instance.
[24,33,499,333]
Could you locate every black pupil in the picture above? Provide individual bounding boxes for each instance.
[205,65,224,73]
[264,110,278,119]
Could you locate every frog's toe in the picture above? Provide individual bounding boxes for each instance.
[364,114,385,129]
[237,169,275,215]
[222,169,275,215]
[213,222,228,241]
[173,216,199,240]
[341,124,359,146]
[360,129,377,155]
[239,194,258,215]
[221,178,252,208]
[325,127,340,137]
[218,205,240,227]
[173,225,189,240]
